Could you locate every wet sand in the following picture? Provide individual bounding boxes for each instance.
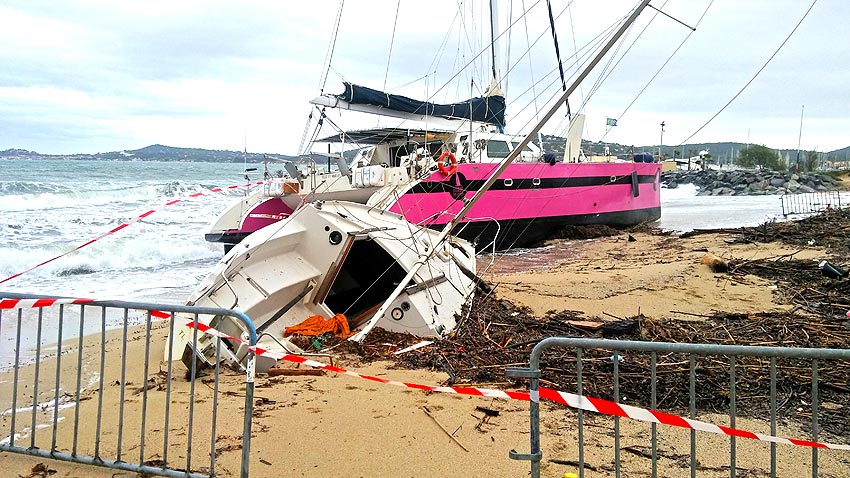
[3,231,850,477]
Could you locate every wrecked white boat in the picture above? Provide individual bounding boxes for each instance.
[168,200,478,370]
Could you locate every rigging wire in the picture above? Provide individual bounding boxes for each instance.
[422,0,546,106]
[597,0,713,144]
[578,15,635,117]
[505,14,622,132]
[676,0,819,147]
[521,0,540,123]
[581,0,669,109]
[504,0,514,95]
[300,0,345,155]
[382,0,402,92]
[317,0,346,94]
[565,0,584,109]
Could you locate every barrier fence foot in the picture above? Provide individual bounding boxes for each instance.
[509,449,542,462]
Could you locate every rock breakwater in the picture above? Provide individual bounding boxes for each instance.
[662,169,843,196]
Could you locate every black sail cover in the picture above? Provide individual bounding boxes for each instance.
[338,82,506,127]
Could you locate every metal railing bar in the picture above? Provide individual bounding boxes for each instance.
[72,305,85,456]
[689,353,696,478]
[51,304,65,452]
[650,351,657,478]
[94,307,106,459]
[240,345,256,478]
[576,348,585,478]
[613,349,620,478]
[528,338,850,362]
[163,312,175,466]
[116,308,129,461]
[31,307,44,449]
[10,309,22,447]
[729,355,737,478]
[140,311,153,465]
[769,356,777,478]
[187,313,199,474]
[0,445,208,478]
[210,336,222,477]
[811,359,819,478]
[0,292,259,319]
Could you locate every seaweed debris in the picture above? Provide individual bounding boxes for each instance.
[312,207,850,438]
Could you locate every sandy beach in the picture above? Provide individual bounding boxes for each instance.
[3,228,850,477]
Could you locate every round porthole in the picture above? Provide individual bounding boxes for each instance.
[400,301,411,311]
[328,230,343,245]
[391,307,404,321]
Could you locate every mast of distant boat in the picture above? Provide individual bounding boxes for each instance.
[351,0,654,342]
[796,104,804,170]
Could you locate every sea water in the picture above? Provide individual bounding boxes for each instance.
[0,159,253,302]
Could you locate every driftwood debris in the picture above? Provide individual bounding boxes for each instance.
[423,406,469,452]
[268,367,325,377]
[315,207,850,438]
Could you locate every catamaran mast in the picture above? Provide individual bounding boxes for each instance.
[489,0,501,84]
[352,0,653,343]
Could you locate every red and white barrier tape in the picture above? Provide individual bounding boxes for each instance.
[0,297,171,319]
[1,296,847,451]
[0,181,266,285]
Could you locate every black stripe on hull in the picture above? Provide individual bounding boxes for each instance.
[408,172,659,195]
[434,206,662,251]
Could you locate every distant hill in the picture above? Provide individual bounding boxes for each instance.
[3,139,849,163]
[0,144,305,164]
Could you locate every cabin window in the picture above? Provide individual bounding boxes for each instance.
[486,140,511,159]
[323,239,407,326]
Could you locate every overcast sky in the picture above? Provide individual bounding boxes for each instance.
[1,0,847,155]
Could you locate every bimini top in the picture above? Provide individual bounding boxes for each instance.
[336,82,506,127]
[317,127,454,145]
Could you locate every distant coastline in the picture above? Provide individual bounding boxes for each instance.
[2,137,849,163]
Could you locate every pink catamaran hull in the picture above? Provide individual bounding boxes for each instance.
[208,160,661,251]
[388,161,661,249]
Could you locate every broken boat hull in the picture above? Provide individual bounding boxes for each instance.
[169,201,477,369]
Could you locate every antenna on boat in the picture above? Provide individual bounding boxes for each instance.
[242,130,256,180]
[351,0,655,343]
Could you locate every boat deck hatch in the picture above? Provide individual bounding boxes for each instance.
[324,240,407,321]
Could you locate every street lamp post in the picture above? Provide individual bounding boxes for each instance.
[659,121,666,159]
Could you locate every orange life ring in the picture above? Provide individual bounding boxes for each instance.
[437,151,458,176]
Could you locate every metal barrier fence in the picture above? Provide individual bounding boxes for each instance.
[781,191,841,216]
[0,292,256,478]
[507,337,850,478]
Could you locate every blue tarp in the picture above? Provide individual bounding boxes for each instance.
[338,83,506,127]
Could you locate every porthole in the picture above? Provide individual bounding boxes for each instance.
[391,307,404,321]
[328,231,343,245]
